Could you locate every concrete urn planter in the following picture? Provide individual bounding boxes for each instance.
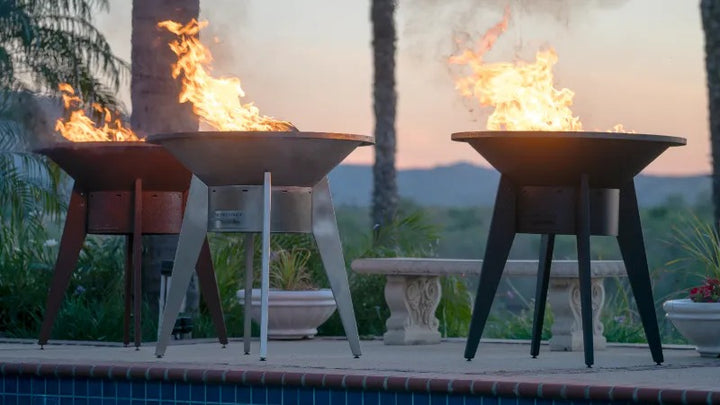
[237,289,337,340]
[663,299,720,358]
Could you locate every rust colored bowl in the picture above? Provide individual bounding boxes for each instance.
[35,142,191,192]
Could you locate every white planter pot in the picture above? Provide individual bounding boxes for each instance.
[663,299,720,358]
[236,289,337,340]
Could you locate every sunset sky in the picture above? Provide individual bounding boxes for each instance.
[96,0,708,175]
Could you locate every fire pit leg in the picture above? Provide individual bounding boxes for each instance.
[155,176,208,358]
[259,172,272,361]
[576,174,594,368]
[243,234,255,355]
[132,179,143,350]
[195,238,228,347]
[617,181,664,365]
[531,233,555,358]
[38,187,88,347]
[312,177,362,358]
[123,235,132,347]
[464,176,517,361]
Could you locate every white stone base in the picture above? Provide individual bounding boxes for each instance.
[384,329,441,345]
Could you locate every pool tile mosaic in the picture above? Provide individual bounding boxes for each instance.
[1,361,715,405]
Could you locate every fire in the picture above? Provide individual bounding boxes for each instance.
[449,9,627,132]
[157,19,296,132]
[55,84,140,142]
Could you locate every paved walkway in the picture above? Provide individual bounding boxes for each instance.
[1,338,718,392]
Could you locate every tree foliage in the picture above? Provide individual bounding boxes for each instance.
[0,0,127,244]
[0,0,127,108]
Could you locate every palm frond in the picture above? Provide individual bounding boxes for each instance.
[0,0,128,110]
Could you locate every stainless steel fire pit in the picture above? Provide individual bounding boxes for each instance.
[148,131,373,360]
[452,131,686,367]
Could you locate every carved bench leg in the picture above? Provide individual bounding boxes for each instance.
[383,275,442,345]
[548,277,607,351]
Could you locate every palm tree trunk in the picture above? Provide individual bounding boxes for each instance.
[702,0,720,229]
[371,0,399,231]
[131,0,200,323]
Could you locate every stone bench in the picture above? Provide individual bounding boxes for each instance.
[350,258,626,351]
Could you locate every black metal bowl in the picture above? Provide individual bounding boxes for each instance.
[452,131,686,188]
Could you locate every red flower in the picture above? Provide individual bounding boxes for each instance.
[689,278,720,303]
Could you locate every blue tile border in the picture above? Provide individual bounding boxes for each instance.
[0,360,718,405]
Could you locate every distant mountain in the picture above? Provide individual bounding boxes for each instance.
[328,163,710,208]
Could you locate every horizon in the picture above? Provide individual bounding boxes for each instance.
[334,160,710,178]
[95,0,710,176]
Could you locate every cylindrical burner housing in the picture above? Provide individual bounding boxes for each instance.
[516,186,619,235]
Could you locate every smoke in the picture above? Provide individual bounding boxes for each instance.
[198,0,249,76]
[400,0,631,62]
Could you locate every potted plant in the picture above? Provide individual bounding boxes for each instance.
[663,217,720,358]
[237,246,337,340]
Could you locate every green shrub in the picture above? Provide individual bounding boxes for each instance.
[0,225,55,337]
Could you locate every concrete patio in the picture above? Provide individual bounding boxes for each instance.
[1,337,718,393]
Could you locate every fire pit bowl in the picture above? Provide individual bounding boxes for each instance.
[34,141,228,350]
[35,142,191,191]
[147,131,373,360]
[453,130,685,367]
[452,131,686,188]
[148,131,374,187]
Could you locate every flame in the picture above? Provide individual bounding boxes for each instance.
[449,8,627,132]
[55,84,141,142]
[157,19,296,132]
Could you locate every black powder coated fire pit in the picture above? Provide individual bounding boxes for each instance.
[35,142,228,349]
[452,131,686,367]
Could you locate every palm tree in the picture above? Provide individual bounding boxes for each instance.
[0,0,128,232]
[701,0,720,229]
[130,0,199,313]
[371,0,399,232]
[0,0,127,112]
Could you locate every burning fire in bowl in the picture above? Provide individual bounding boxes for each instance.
[35,85,227,350]
[448,9,685,367]
[143,19,372,360]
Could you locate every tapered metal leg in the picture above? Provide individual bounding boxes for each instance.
[132,179,143,349]
[195,238,228,346]
[123,235,132,347]
[244,234,254,355]
[531,233,555,358]
[576,174,594,367]
[312,177,361,357]
[259,172,272,361]
[155,176,208,357]
[38,186,88,347]
[465,175,516,360]
[617,181,664,365]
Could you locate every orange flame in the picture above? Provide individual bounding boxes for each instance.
[55,84,140,142]
[449,9,627,132]
[157,19,296,132]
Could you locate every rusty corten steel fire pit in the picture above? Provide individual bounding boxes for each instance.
[35,142,229,349]
[148,131,373,360]
[452,131,685,367]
